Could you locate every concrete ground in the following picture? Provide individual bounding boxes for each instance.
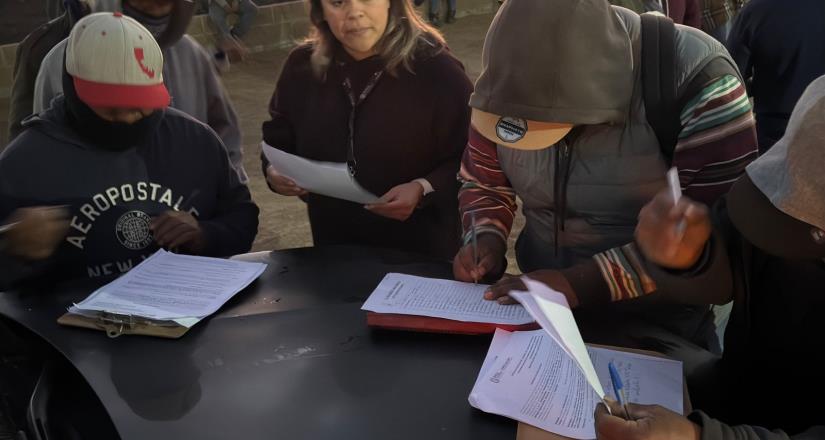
[0,12,525,268]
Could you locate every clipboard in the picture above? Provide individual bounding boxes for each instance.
[515,345,693,440]
[58,312,190,339]
[366,312,540,335]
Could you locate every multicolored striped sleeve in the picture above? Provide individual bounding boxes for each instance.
[457,127,518,245]
[672,75,759,205]
[564,75,758,304]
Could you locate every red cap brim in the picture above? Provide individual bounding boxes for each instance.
[73,77,170,109]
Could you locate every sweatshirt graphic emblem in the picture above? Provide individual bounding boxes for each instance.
[496,117,527,143]
[116,210,153,250]
[134,48,156,79]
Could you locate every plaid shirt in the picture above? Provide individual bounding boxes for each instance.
[701,0,750,31]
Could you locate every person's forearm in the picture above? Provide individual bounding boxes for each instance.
[458,128,517,243]
[565,231,733,307]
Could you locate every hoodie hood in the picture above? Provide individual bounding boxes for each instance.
[746,75,825,233]
[93,0,194,48]
[469,0,634,126]
[20,99,82,147]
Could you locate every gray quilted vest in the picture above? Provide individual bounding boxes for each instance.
[499,9,735,272]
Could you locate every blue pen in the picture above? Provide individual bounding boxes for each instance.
[608,361,634,421]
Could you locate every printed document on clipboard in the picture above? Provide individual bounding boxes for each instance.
[261,142,379,204]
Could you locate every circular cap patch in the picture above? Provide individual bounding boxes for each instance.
[495,117,527,143]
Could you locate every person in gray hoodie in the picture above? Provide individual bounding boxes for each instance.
[30,0,249,182]
[455,0,758,360]
[594,74,825,440]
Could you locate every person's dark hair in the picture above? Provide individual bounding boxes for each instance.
[305,0,446,78]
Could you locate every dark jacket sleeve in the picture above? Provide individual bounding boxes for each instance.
[421,52,473,206]
[198,135,259,258]
[726,5,753,92]
[7,15,70,143]
[690,411,825,440]
[260,48,307,190]
[261,48,305,156]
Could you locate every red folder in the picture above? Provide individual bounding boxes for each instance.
[366,312,539,335]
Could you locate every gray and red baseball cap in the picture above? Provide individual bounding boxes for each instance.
[66,11,170,109]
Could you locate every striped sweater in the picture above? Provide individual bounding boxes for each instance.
[458,75,758,304]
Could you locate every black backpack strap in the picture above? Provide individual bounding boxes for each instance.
[641,13,678,165]
[642,14,744,166]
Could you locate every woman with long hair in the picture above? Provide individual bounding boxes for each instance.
[261,0,472,259]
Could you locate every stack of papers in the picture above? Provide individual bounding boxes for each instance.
[361,273,536,332]
[71,249,267,328]
[468,278,684,439]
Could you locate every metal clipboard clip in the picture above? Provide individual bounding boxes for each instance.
[99,313,136,339]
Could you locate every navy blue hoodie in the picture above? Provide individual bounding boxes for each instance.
[0,97,259,288]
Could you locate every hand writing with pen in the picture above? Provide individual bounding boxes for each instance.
[151,211,205,254]
[594,399,701,440]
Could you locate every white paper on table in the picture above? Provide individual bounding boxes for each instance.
[73,249,267,321]
[469,329,684,439]
[509,277,606,399]
[360,273,534,325]
[262,142,379,204]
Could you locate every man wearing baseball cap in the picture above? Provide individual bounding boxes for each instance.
[596,74,825,440]
[0,12,258,289]
[23,0,250,184]
[454,0,758,356]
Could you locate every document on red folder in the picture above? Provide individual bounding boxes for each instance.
[361,273,537,334]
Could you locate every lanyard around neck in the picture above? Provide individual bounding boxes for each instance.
[343,70,384,177]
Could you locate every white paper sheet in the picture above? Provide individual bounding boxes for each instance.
[262,142,379,204]
[509,277,606,399]
[73,249,267,321]
[469,330,684,439]
[360,273,534,325]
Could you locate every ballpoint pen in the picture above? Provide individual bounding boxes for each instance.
[470,212,478,284]
[608,361,634,421]
[0,221,19,235]
[667,167,686,236]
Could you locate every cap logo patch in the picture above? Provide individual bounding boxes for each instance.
[496,117,527,143]
[811,228,825,245]
[134,48,155,79]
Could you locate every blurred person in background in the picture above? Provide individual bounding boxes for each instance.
[727,0,825,153]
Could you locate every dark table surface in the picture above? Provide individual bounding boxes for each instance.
[0,246,515,440]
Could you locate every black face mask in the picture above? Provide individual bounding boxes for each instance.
[122,2,171,39]
[62,68,164,151]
